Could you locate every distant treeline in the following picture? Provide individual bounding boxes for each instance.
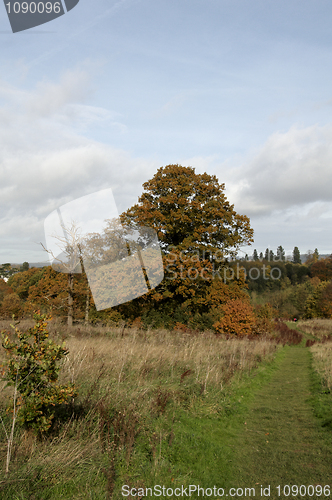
[0,252,331,330]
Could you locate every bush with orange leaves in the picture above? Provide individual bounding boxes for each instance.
[213,298,256,336]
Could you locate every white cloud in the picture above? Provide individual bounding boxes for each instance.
[0,68,160,262]
[187,126,332,253]
[225,124,332,216]
[25,68,93,118]
[3,66,332,262]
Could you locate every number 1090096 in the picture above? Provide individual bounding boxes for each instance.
[5,2,61,14]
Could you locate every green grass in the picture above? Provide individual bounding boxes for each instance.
[1,323,332,499]
[109,345,285,498]
[230,346,332,499]
[0,330,280,499]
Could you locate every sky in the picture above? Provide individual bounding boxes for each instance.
[1,0,332,263]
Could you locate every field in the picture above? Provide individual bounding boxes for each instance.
[0,319,331,499]
[0,318,278,499]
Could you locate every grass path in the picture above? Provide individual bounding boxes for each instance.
[230,345,332,499]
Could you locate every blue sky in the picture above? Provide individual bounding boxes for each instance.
[1,0,332,263]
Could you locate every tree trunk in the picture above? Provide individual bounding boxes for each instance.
[68,272,74,327]
[84,287,89,326]
[77,246,90,326]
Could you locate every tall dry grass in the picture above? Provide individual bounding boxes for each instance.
[0,319,279,411]
[0,320,279,494]
[297,318,332,340]
[310,341,332,390]
[297,319,332,391]
[57,327,278,403]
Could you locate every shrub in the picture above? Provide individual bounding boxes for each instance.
[1,312,77,435]
[0,293,23,319]
[251,303,276,335]
[213,299,256,336]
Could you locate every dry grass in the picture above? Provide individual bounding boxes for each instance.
[0,320,279,410]
[0,320,279,494]
[297,318,332,340]
[310,341,332,390]
[56,327,278,403]
[0,317,114,339]
[297,319,332,391]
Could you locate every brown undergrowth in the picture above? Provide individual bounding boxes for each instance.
[272,320,303,345]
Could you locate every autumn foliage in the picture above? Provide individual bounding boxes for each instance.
[213,299,256,336]
[5,266,92,321]
[0,279,13,301]
[6,165,330,333]
[118,164,254,323]
[310,255,332,281]
[121,164,254,254]
[0,166,260,332]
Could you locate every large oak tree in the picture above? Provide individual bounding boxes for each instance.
[120,164,254,257]
[119,165,254,319]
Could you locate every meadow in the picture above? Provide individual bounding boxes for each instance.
[0,318,279,499]
[0,318,332,499]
